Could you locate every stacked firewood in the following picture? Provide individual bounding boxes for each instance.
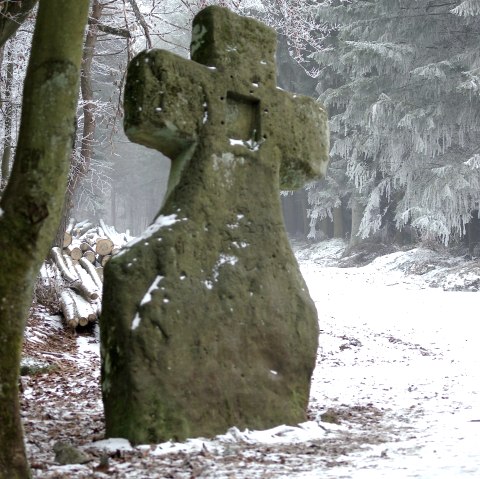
[51,219,132,328]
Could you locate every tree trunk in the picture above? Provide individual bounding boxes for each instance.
[1,42,14,185]
[0,0,38,49]
[318,217,329,239]
[128,0,152,49]
[333,204,344,239]
[70,0,104,198]
[294,189,309,238]
[0,2,89,477]
[55,0,104,250]
[349,195,365,248]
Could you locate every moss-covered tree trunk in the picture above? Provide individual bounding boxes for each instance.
[0,0,38,50]
[0,2,89,477]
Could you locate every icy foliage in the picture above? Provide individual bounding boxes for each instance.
[309,0,480,244]
[451,0,480,16]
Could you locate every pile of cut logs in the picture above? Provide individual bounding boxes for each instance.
[50,219,132,328]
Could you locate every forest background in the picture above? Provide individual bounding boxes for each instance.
[1,0,480,253]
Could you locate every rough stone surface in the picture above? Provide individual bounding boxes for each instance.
[101,6,329,444]
[53,441,90,465]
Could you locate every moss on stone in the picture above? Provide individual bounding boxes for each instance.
[101,5,329,444]
[20,357,58,376]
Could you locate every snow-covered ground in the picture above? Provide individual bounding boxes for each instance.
[302,241,480,478]
[22,240,480,477]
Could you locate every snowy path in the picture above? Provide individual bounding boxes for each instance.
[23,247,480,477]
[301,260,480,478]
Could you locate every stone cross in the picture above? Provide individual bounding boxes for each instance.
[101,6,329,444]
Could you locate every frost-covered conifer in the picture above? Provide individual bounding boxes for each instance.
[311,0,480,245]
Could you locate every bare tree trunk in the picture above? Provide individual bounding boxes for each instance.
[294,189,308,238]
[349,194,365,248]
[128,0,152,49]
[1,42,14,185]
[0,2,89,477]
[56,0,103,248]
[70,0,104,197]
[333,204,344,239]
[318,217,329,238]
[0,0,38,49]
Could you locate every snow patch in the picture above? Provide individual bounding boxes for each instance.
[131,313,141,330]
[229,137,262,151]
[118,214,179,256]
[76,336,100,359]
[90,438,133,452]
[140,275,163,306]
[213,254,238,281]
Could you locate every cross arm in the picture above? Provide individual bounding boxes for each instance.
[275,94,330,190]
[123,49,211,160]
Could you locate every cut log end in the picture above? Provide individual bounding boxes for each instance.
[63,232,72,248]
[96,238,114,256]
[100,254,112,267]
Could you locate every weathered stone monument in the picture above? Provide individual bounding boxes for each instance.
[101,6,329,444]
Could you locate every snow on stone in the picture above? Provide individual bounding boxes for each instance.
[229,137,262,151]
[131,312,141,330]
[118,214,179,256]
[232,241,249,248]
[229,138,244,147]
[140,275,163,306]
[202,102,208,124]
[213,254,238,281]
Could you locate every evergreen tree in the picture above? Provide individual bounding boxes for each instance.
[312,0,480,245]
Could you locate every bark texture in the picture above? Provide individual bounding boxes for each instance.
[0,43,13,184]
[0,2,89,477]
[0,0,38,49]
[333,205,344,239]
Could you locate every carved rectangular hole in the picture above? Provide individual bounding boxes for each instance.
[225,91,260,142]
